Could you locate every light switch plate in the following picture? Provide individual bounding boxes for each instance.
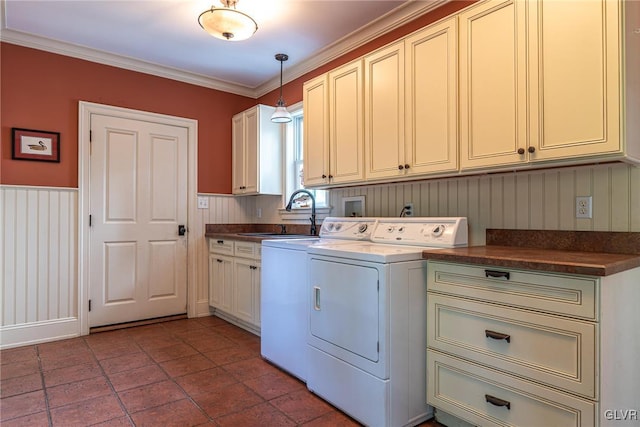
[576,196,592,219]
[197,196,209,209]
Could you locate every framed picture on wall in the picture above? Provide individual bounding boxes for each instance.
[11,128,60,162]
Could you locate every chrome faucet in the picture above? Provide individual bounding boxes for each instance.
[285,189,317,236]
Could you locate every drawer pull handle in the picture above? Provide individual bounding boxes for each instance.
[217,240,224,244]
[313,286,321,311]
[485,394,511,410]
[216,259,223,263]
[485,330,511,343]
[485,270,510,280]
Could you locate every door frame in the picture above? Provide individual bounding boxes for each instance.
[78,101,198,335]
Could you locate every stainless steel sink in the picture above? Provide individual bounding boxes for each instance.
[237,233,313,238]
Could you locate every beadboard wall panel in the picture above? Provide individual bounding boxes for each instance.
[328,163,640,245]
[1,186,78,348]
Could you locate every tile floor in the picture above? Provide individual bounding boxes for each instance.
[1,316,441,426]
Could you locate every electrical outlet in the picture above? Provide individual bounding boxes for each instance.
[197,196,209,209]
[576,196,592,219]
[256,208,262,218]
[403,203,413,217]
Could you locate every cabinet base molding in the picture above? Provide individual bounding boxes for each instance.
[210,308,260,337]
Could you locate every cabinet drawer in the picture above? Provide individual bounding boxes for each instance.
[234,241,258,259]
[428,294,597,398]
[427,261,598,320]
[427,350,597,427]
[209,238,234,255]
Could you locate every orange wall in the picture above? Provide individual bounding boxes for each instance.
[0,43,255,193]
[1,1,474,193]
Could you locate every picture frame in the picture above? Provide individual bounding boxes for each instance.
[11,128,60,162]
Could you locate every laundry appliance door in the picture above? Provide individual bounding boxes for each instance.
[308,256,388,379]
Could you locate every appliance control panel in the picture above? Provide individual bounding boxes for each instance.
[371,217,468,247]
[319,218,378,240]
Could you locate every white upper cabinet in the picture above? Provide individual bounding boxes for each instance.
[232,104,282,195]
[303,75,330,187]
[527,0,622,161]
[304,61,365,187]
[459,0,528,170]
[364,41,406,180]
[404,16,459,176]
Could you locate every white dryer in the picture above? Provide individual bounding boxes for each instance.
[306,217,468,427]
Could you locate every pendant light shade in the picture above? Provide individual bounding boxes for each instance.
[198,0,257,41]
[271,53,292,123]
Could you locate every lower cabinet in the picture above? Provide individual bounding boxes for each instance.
[208,239,261,334]
[426,260,640,427]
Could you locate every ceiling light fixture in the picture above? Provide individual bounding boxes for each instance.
[198,0,258,41]
[271,53,292,123]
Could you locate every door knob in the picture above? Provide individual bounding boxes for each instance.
[178,225,186,236]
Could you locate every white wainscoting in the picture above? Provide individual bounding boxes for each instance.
[328,163,640,245]
[1,186,79,349]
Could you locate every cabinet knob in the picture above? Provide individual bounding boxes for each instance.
[398,165,404,170]
[321,174,327,179]
[517,148,525,155]
[528,146,536,153]
[404,164,410,169]
[328,175,333,179]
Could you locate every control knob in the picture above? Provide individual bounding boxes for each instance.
[358,223,368,233]
[431,224,445,237]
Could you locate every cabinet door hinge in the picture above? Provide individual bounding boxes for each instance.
[89,214,92,227]
[377,341,380,353]
[88,299,92,312]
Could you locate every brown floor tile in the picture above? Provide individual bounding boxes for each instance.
[243,371,305,401]
[160,319,207,334]
[301,410,362,426]
[99,351,153,375]
[129,398,209,427]
[85,330,132,349]
[0,359,40,380]
[0,390,47,422]
[174,367,237,397]
[50,394,125,426]
[222,357,281,382]
[144,342,198,363]
[159,353,216,378]
[203,345,255,366]
[39,351,95,372]
[37,337,88,356]
[215,402,296,427]
[46,376,113,408]
[0,346,37,365]
[133,335,182,351]
[195,316,228,327]
[0,372,43,398]
[91,416,134,426]
[118,379,186,413]
[215,324,256,341]
[108,364,168,392]
[193,382,263,419]
[186,334,236,353]
[0,410,50,427]
[91,341,142,360]
[43,361,102,388]
[270,389,334,424]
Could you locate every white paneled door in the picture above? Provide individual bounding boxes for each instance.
[89,114,188,327]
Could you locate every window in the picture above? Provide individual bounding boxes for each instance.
[284,103,328,208]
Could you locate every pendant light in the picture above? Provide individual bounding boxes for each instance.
[271,53,292,123]
[198,0,258,41]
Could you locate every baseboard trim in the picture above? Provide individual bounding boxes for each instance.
[0,317,80,349]
[89,313,188,334]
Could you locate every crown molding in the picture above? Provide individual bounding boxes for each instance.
[1,0,449,99]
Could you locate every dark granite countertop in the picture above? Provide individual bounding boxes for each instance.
[205,223,316,243]
[422,230,640,276]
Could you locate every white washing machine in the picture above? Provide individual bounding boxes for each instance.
[305,217,468,427]
[260,218,376,382]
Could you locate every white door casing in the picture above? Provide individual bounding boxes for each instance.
[78,102,197,334]
[88,115,188,327]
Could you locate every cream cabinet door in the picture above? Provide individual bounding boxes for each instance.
[328,60,365,185]
[242,107,259,193]
[528,0,621,161]
[209,254,233,313]
[364,41,406,180]
[231,112,246,194]
[459,0,528,170]
[233,258,258,326]
[404,17,458,176]
[303,74,330,187]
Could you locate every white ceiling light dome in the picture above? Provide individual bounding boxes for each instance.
[198,0,258,41]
